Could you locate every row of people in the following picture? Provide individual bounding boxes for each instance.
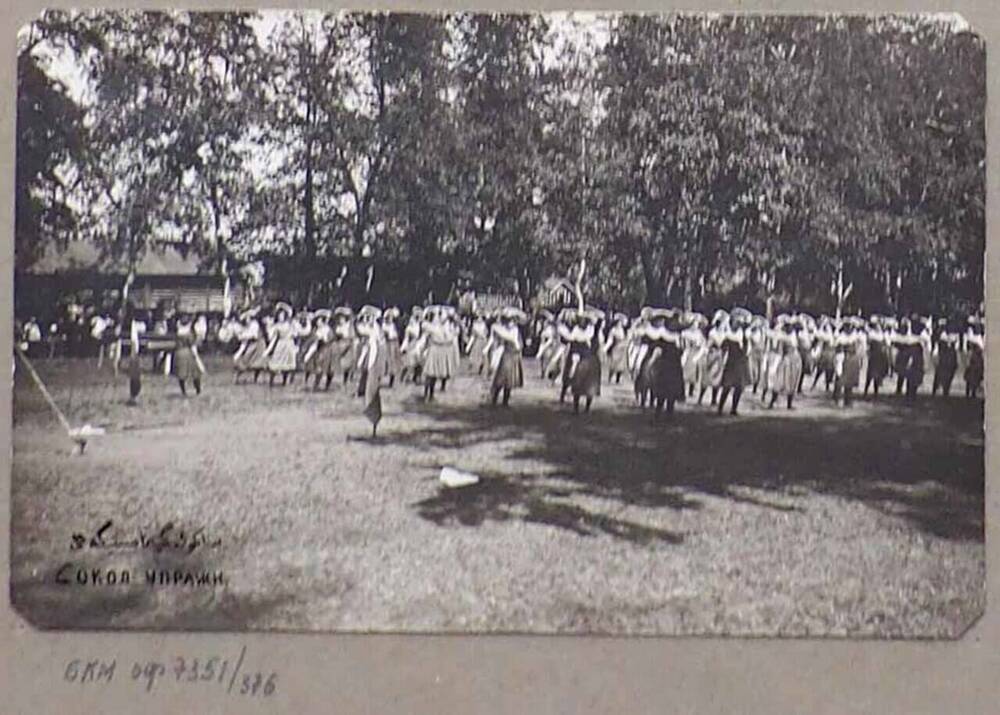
[113,301,985,426]
[531,306,986,417]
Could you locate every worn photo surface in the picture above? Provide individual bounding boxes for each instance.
[11,10,985,636]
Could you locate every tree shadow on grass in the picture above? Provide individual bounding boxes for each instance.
[391,392,984,543]
[414,471,685,545]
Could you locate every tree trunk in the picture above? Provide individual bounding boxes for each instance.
[638,241,661,305]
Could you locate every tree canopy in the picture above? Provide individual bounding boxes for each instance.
[16,11,985,315]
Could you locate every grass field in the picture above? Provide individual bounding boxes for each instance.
[10,354,985,637]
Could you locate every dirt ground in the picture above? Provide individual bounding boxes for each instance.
[9,354,985,637]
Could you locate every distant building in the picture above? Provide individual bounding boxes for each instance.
[458,291,522,315]
[535,276,577,310]
[15,240,241,318]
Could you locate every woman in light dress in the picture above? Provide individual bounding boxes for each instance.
[746,316,767,395]
[266,302,298,388]
[605,313,630,385]
[400,307,424,384]
[699,310,728,406]
[681,313,708,400]
[233,309,268,384]
[833,318,864,407]
[466,311,491,376]
[381,307,403,388]
[420,307,456,402]
[763,316,802,410]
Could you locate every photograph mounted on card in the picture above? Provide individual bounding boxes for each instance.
[11,9,985,636]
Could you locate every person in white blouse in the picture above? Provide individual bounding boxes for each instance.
[701,310,729,407]
[535,312,559,380]
[421,307,455,402]
[381,307,403,388]
[400,307,424,384]
[681,313,708,400]
[605,313,630,384]
[466,311,490,376]
[233,309,265,384]
[763,316,803,410]
[265,303,298,388]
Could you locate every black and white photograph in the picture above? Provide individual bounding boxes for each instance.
[11,9,985,637]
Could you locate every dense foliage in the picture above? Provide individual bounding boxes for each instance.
[17,11,985,315]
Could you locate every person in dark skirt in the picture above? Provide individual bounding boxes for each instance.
[718,308,752,416]
[561,309,602,413]
[893,317,913,395]
[488,307,526,407]
[794,313,815,394]
[302,309,336,391]
[864,315,890,396]
[330,307,357,386]
[643,309,687,420]
[172,313,204,396]
[121,302,143,405]
[893,320,925,403]
[963,316,985,398]
[932,318,961,397]
[811,317,836,392]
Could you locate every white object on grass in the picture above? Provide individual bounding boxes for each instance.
[439,467,480,488]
